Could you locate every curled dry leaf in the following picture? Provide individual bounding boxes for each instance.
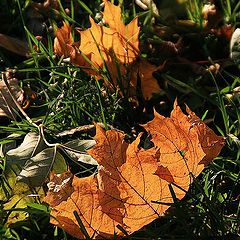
[44,102,224,239]
[54,22,86,67]
[54,24,79,62]
[135,0,159,16]
[6,132,46,166]
[230,28,240,64]
[54,0,161,99]
[63,139,98,166]
[31,0,59,13]
[0,33,29,57]
[0,73,24,119]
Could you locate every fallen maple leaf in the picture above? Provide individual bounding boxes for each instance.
[102,0,140,63]
[76,17,116,71]
[174,103,225,166]
[143,101,225,190]
[55,1,139,69]
[44,103,224,239]
[77,0,140,92]
[54,1,161,99]
[75,0,140,67]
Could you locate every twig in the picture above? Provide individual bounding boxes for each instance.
[56,123,116,137]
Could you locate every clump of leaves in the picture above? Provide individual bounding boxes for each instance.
[0,125,97,226]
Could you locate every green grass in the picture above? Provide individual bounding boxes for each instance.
[0,0,239,239]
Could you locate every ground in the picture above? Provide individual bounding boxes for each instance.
[0,0,239,239]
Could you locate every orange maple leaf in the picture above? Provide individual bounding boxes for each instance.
[53,1,161,99]
[75,0,139,68]
[54,22,85,66]
[170,102,225,166]
[102,0,140,63]
[54,22,73,58]
[66,0,139,79]
[76,0,140,83]
[44,103,224,239]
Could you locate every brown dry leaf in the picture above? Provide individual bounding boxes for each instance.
[0,72,24,119]
[0,33,29,57]
[45,103,224,239]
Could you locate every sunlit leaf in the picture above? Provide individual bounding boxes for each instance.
[44,103,224,239]
[54,22,74,58]
[53,1,162,99]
